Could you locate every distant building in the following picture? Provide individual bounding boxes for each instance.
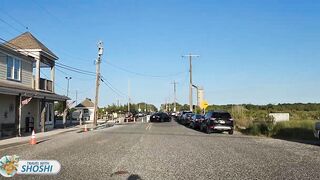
[269,113,290,123]
[74,98,95,121]
[198,87,204,106]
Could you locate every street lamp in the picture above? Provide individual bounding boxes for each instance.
[192,84,199,108]
[65,77,72,97]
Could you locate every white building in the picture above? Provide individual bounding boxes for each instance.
[198,87,204,106]
[269,113,290,123]
[74,98,95,121]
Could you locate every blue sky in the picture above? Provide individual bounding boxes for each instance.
[1,0,320,106]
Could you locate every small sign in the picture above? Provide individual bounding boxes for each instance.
[200,100,209,109]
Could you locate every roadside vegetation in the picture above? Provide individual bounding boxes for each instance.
[205,103,320,140]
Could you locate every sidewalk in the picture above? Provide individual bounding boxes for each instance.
[0,122,114,149]
[0,126,84,149]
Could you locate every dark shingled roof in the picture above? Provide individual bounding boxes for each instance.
[75,98,94,108]
[6,32,58,59]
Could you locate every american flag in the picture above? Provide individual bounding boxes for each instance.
[22,97,32,106]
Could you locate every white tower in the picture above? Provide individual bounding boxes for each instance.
[198,87,204,106]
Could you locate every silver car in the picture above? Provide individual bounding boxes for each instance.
[314,121,320,139]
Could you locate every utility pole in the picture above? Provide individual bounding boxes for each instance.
[172,81,178,112]
[65,77,72,97]
[93,41,104,126]
[182,53,199,112]
[75,90,78,105]
[128,80,131,113]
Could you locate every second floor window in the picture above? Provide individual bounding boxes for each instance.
[7,56,21,81]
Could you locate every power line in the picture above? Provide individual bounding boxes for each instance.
[0,8,29,30]
[55,64,96,77]
[100,77,128,98]
[55,67,95,81]
[56,62,95,75]
[40,71,70,94]
[0,36,96,77]
[0,17,23,33]
[31,0,64,25]
[106,61,186,78]
[2,33,185,79]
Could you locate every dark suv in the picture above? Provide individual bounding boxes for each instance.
[201,111,234,134]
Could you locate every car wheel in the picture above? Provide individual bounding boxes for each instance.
[228,130,234,135]
[206,127,211,134]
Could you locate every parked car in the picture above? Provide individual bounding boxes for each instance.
[314,121,320,139]
[136,113,145,117]
[200,111,234,134]
[189,114,204,129]
[177,111,192,123]
[181,113,194,126]
[124,112,134,122]
[170,112,178,117]
[150,112,171,122]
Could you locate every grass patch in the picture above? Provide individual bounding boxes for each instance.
[240,120,317,141]
[271,120,316,140]
[240,121,273,136]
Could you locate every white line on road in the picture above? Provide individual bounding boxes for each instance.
[145,124,151,130]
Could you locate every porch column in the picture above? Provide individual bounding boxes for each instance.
[35,58,40,90]
[18,95,22,136]
[40,101,46,132]
[51,65,55,93]
[35,99,41,132]
[15,96,20,136]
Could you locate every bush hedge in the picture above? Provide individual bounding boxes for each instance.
[240,120,316,140]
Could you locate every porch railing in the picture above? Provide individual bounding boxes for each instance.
[39,78,53,92]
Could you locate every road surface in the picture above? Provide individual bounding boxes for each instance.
[1,120,320,179]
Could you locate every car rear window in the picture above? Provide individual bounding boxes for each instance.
[212,112,231,119]
[195,115,202,119]
[183,111,192,114]
[187,113,194,117]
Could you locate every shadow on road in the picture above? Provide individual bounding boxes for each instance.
[272,137,320,146]
[36,138,51,144]
[128,174,142,180]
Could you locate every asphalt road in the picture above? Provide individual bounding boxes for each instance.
[1,120,320,180]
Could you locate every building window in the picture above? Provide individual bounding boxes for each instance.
[7,56,21,81]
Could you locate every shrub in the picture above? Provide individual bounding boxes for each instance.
[271,120,316,140]
[240,120,274,136]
